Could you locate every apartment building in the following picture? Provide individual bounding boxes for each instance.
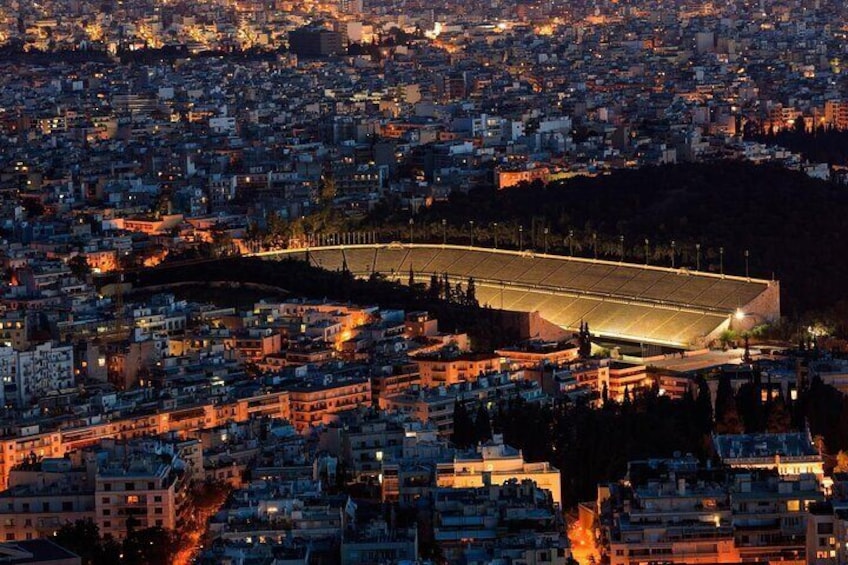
[287,377,371,433]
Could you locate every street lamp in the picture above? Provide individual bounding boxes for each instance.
[469,220,475,247]
[671,240,676,268]
[720,247,725,277]
[519,225,524,251]
[592,233,598,259]
[733,309,759,364]
[745,249,750,280]
[619,235,625,262]
[644,238,650,265]
[696,243,701,271]
[544,227,549,254]
[441,219,447,245]
[568,229,574,256]
[493,222,498,249]
[409,217,414,244]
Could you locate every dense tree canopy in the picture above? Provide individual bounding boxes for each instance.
[360,161,848,321]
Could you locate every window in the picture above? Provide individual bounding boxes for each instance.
[62,501,72,512]
[127,496,139,504]
[148,482,154,490]
[101,497,110,504]
[787,500,800,512]
[103,521,111,528]
[4,534,12,541]
[103,509,110,516]
[153,496,162,503]
[819,523,835,535]
[125,482,135,491]
[104,484,111,492]
[155,519,163,527]
[154,507,162,515]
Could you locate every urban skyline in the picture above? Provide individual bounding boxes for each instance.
[1,0,848,564]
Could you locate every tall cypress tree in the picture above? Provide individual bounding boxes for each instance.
[451,400,474,449]
[474,404,492,443]
[694,375,714,435]
[715,373,744,434]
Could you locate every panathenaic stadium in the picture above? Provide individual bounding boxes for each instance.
[257,244,779,349]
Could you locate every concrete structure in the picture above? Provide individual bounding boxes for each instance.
[259,244,780,349]
[713,432,824,479]
[287,377,371,433]
[413,351,502,387]
[0,343,74,408]
[600,458,822,565]
[0,539,81,564]
[437,436,562,507]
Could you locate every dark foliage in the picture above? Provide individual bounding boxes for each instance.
[474,403,493,443]
[53,518,175,565]
[495,388,714,507]
[134,257,523,351]
[361,161,848,318]
[451,400,475,449]
[748,126,848,166]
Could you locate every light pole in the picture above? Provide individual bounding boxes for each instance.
[696,243,701,271]
[745,249,750,280]
[469,220,475,247]
[671,240,676,268]
[644,238,650,265]
[619,235,625,262]
[592,233,598,259]
[493,222,498,249]
[568,229,574,256]
[720,246,724,277]
[441,219,447,245]
[544,227,549,254]
[734,309,760,363]
[519,225,524,251]
[409,218,414,244]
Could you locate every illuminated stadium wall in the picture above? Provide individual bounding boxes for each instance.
[257,244,780,349]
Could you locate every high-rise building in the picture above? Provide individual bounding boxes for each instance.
[288,26,344,58]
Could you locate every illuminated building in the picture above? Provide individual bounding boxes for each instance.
[287,377,371,433]
[713,432,824,480]
[436,436,562,507]
[413,351,502,387]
